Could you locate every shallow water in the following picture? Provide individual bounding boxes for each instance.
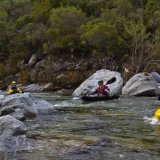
[9,93,160,160]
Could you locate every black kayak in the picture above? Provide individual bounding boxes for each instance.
[81,95,120,101]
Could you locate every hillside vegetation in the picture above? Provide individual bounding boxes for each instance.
[0,0,160,87]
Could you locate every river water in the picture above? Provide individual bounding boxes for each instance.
[9,93,160,160]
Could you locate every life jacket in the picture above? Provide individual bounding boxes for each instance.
[95,85,110,94]
[7,87,23,95]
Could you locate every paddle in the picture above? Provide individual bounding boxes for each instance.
[106,77,116,85]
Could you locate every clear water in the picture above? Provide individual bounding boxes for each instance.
[9,93,160,160]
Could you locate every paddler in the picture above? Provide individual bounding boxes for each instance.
[92,80,111,96]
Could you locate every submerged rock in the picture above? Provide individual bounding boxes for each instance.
[0,93,37,120]
[73,69,123,96]
[122,72,160,96]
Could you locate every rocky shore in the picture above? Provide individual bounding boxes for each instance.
[0,69,160,159]
[0,93,53,159]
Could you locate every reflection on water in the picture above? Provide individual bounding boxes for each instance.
[9,93,160,160]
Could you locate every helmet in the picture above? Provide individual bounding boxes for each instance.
[11,81,16,84]
[98,80,103,83]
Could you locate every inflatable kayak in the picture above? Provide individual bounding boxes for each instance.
[81,95,119,101]
[154,108,160,120]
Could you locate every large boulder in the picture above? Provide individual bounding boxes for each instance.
[0,115,27,160]
[122,72,160,96]
[0,115,27,136]
[73,69,123,96]
[0,93,37,121]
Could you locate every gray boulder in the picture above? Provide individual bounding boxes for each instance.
[122,72,160,96]
[0,115,27,136]
[0,93,37,120]
[0,115,27,160]
[73,69,123,96]
[23,83,52,92]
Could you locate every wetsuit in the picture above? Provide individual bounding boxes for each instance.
[93,85,110,95]
[7,87,23,95]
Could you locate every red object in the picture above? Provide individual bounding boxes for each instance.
[95,85,110,94]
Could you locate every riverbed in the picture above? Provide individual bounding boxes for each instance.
[9,93,160,160]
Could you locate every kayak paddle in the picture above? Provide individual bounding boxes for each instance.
[106,77,116,85]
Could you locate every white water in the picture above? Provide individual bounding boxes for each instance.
[144,116,160,125]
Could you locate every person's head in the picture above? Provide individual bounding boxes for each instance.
[98,80,103,86]
[11,81,17,87]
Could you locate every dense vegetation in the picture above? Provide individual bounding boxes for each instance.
[0,0,160,85]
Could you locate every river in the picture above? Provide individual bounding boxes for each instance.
[9,93,160,160]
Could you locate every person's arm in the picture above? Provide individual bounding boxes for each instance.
[17,88,23,93]
[7,88,13,95]
[104,86,112,96]
[104,86,110,92]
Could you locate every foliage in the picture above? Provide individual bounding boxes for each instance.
[124,20,150,74]
[0,0,160,83]
[47,6,86,53]
[81,20,125,57]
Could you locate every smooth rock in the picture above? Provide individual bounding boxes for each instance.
[73,69,123,96]
[0,93,37,120]
[0,115,27,136]
[0,115,27,160]
[122,72,159,96]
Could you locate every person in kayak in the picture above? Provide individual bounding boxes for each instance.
[7,81,23,95]
[92,80,111,96]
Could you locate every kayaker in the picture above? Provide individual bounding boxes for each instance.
[92,80,111,96]
[7,81,23,95]
[154,108,160,120]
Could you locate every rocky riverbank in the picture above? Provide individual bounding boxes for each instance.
[4,55,121,90]
[4,92,160,160]
[1,69,160,158]
[5,69,159,97]
[0,93,53,159]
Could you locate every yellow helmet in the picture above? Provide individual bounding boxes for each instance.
[11,81,16,84]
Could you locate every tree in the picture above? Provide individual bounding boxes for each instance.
[0,0,32,21]
[112,0,134,17]
[47,7,86,54]
[81,20,125,57]
[0,21,10,61]
[31,0,52,22]
[12,22,48,60]
[124,20,150,74]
